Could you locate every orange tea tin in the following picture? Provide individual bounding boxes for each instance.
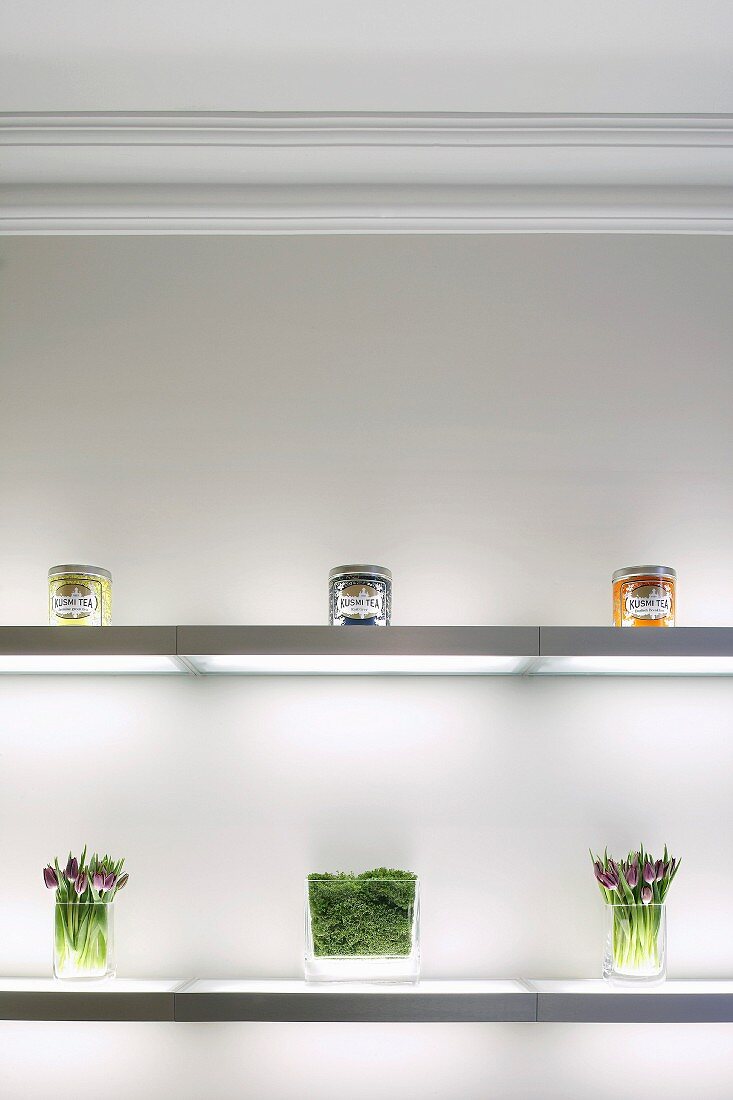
[613,566,676,627]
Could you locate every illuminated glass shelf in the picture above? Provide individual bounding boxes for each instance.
[174,979,534,1022]
[181,626,733,676]
[0,626,731,676]
[178,626,538,676]
[0,978,182,1021]
[2,978,732,1022]
[529,980,733,1022]
[177,979,733,1023]
[0,627,185,675]
[535,627,733,676]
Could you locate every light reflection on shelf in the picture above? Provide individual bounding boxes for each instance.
[187,654,532,676]
[532,656,733,677]
[0,655,185,675]
[0,978,183,992]
[184,979,528,995]
[529,979,733,994]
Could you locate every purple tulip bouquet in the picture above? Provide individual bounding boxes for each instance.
[592,845,680,983]
[43,848,129,980]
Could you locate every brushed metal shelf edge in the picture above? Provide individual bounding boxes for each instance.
[176,625,540,658]
[2,986,733,1023]
[0,626,178,656]
[173,991,537,1023]
[536,992,733,1023]
[0,624,732,668]
[539,627,733,658]
[0,990,176,1021]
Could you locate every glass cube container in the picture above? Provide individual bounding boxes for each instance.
[54,901,115,980]
[305,873,420,983]
[603,902,666,985]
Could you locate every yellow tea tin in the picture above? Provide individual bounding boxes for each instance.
[48,565,112,626]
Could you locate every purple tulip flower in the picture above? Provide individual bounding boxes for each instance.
[64,856,79,882]
[103,872,116,891]
[642,861,656,885]
[655,860,665,881]
[641,884,653,904]
[625,862,639,888]
[596,865,619,891]
[116,873,129,891]
[92,870,106,892]
[74,871,88,896]
[43,865,59,890]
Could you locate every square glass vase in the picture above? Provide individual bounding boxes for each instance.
[305,874,420,983]
[603,902,666,986]
[54,901,115,980]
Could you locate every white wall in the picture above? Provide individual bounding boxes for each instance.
[2,0,733,112]
[1,235,733,1098]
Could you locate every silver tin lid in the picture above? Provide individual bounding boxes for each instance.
[329,564,392,582]
[612,565,676,584]
[49,564,112,582]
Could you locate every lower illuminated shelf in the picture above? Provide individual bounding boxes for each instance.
[1,626,732,676]
[534,628,733,676]
[2,979,733,1023]
[174,979,534,1022]
[0,978,182,1021]
[179,626,537,676]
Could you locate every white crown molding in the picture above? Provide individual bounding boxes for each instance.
[2,112,733,234]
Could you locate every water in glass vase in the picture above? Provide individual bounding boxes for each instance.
[603,903,666,985]
[54,901,115,980]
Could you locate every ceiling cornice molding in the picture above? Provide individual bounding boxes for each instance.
[2,112,733,234]
[4,112,733,145]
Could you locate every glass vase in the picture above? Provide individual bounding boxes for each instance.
[603,903,666,985]
[305,875,420,983]
[53,901,115,980]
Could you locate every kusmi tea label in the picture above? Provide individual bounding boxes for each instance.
[51,581,100,621]
[329,567,391,626]
[337,583,384,620]
[624,584,673,620]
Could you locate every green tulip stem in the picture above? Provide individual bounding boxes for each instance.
[54,902,110,978]
[611,904,662,974]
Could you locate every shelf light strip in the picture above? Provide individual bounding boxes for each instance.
[533,656,733,676]
[186,654,533,675]
[0,655,184,674]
